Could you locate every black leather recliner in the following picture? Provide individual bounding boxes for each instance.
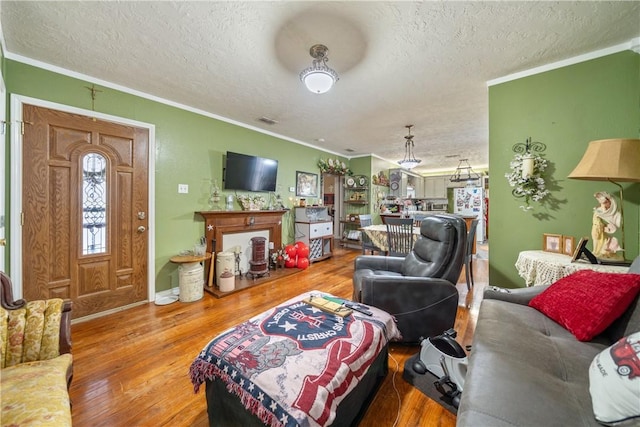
[352,214,467,344]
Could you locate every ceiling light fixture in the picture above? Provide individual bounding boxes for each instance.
[397,125,422,169]
[450,158,481,183]
[300,44,339,94]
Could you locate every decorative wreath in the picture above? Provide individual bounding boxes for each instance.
[505,153,550,210]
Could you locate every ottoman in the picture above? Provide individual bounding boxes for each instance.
[189,291,400,426]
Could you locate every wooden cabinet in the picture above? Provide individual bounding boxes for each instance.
[294,207,333,262]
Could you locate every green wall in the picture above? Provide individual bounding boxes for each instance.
[489,51,640,287]
[4,59,348,292]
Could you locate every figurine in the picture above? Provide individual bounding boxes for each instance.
[591,191,622,259]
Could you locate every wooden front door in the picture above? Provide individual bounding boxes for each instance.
[22,104,149,319]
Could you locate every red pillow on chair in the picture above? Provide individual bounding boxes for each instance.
[529,270,640,341]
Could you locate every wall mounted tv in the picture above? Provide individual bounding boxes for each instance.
[223,151,278,192]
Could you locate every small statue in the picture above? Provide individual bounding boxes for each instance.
[591,191,622,259]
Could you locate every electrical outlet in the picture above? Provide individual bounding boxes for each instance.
[178,184,189,194]
[289,186,295,192]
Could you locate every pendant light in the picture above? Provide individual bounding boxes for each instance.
[397,125,422,169]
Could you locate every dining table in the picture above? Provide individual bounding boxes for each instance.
[360,224,422,254]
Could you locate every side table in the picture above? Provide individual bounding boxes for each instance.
[515,250,628,287]
[170,253,212,302]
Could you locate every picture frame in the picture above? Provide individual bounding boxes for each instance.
[296,171,318,197]
[571,237,597,264]
[562,235,575,256]
[542,233,562,253]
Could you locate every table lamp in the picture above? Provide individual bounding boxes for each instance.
[568,138,640,263]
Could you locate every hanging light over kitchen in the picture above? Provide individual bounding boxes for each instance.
[398,125,422,169]
[450,158,481,183]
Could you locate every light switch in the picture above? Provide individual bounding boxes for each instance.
[289,186,295,192]
[178,184,189,194]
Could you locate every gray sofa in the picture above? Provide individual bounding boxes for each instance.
[457,257,640,427]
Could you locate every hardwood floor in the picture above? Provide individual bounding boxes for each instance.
[69,246,488,426]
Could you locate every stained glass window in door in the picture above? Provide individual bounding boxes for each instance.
[82,153,107,255]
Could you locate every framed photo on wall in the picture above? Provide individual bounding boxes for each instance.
[296,171,318,197]
[542,233,562,253]
[562,235,575,256]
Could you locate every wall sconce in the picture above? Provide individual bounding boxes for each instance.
[505,137,549,210]
[513,137,546,178]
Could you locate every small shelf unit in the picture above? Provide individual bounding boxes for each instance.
[294,207,333,262]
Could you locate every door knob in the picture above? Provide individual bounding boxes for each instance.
[0,238,5,246]
[137,226,146,233]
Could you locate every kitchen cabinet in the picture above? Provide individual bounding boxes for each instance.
[424,176,447,198]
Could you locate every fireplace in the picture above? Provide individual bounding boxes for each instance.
[195,210,287,293]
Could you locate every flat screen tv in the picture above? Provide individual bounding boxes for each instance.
[223,151,278,192]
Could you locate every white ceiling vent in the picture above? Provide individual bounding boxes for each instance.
[258,116,278,125]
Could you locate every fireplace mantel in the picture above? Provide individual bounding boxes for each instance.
[195,210,288,295]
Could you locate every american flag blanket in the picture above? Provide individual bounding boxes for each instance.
[189,291,401,427]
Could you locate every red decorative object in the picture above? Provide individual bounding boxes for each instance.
[297,257,310,270]
[529,270,640,341]
[296,244,310,259]
[285,258,297,268]
[285,244,298,259]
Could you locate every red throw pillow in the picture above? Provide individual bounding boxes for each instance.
[529,270,640,341]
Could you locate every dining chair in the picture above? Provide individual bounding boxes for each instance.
[385,217,414,257]
[464,218,479,290]
[413,214,427,228]
[358,214,385,255]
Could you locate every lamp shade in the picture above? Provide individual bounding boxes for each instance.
[568,139,640,182]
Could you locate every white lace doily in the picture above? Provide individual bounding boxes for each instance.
[515,250,629,287]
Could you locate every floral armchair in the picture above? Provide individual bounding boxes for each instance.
[0,271,73,426]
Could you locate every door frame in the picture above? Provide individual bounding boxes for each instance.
[10,94,156,302]
[0,67,5,272]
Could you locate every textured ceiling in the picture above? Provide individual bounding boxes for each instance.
[2,1,639,173]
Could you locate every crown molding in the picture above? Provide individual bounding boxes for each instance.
[630,37,640,54]
[488,38,639,87]
[3,52,346,158]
